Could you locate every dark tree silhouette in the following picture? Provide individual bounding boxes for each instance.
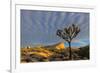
[56,24,80,60]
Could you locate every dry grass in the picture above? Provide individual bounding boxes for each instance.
[21,43,89,63]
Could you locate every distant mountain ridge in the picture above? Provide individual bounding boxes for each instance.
[41,42,65,50]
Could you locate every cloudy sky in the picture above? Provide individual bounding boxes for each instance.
[21,10,89,47]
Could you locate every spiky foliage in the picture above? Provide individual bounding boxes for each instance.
[56,24,80,60]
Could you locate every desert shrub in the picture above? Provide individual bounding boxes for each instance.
[78,45,89,59]
[22,56,33,62]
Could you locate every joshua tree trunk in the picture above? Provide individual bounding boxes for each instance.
[68,42,72,60]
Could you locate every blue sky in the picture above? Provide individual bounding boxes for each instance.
[21,10,89,47]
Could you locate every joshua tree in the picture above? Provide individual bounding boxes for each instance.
[56,24,80,60]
